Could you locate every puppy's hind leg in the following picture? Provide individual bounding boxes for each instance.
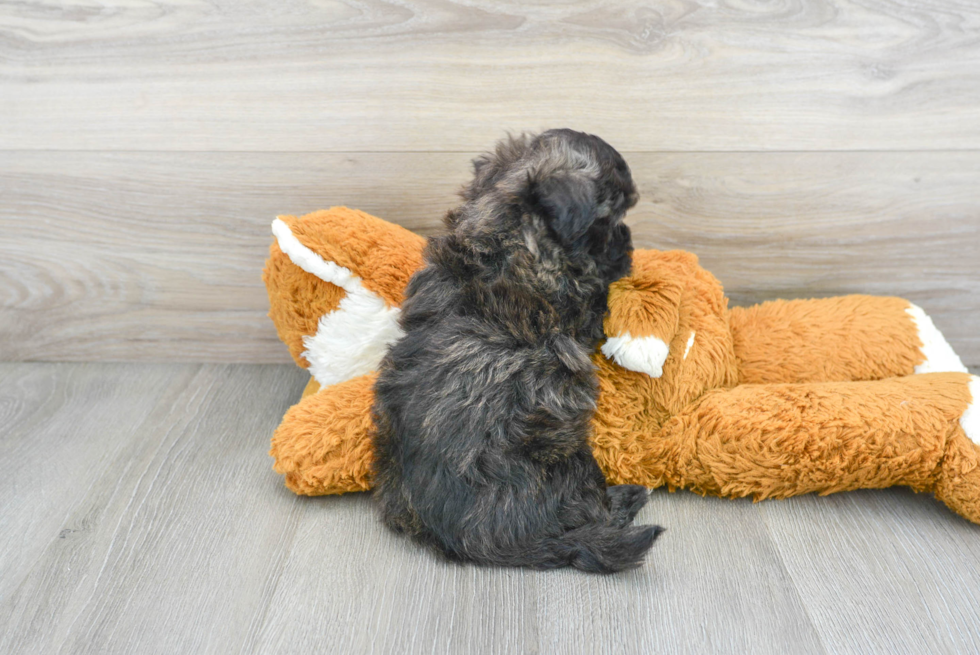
[543,523,664,574]
[606,484,651,527]
[518,454,662,574]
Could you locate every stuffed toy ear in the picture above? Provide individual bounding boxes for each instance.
[263,208,425,386]
[264,232,348,369]
[601,250,684,378]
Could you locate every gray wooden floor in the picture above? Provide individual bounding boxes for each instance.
[3,362,980,655]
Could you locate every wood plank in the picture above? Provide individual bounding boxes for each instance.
[4,363,980,653]
[2,151,977,364]
[0,363,309,654]
[0,362,197,601]
[244,481,824,654]
[760,489,980,653]
[2,1,980,151]
[630,152,980,365]
[0,363,821,654]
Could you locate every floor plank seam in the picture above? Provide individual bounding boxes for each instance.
[237,497,305,655]
[756,506,832,655]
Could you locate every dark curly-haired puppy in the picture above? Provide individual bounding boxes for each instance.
[371,129,663,573]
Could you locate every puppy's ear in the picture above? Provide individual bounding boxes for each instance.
[535,172,597,243]
[461,153,496,201]
[462,133,533,202]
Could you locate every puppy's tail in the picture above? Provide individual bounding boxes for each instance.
[532,523,664,574]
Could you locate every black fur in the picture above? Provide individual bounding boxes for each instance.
[371,129,663,573]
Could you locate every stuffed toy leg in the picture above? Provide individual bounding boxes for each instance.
[265,208,979,523]
[619,369,980,521]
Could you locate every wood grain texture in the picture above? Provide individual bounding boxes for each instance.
[3,1,979,649]
[2,1,980,151]
[5,363,980,653]
[760,489,980,654]
[2,150,977,364]
[251,491,824,655]
[0,363,198,602]
[0,363,308,654]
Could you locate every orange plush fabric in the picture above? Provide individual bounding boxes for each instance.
[265,208,980,524]
[275,373,377,495]
[262,208,425,368]
[730,296,923,384]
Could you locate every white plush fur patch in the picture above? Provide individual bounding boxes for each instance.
[601,332,670,378]
[962,376,980,447]
[683,331,696,360]
[905,304,967,374]
[272,218,404,387]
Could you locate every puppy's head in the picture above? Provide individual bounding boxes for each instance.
[452,129,637,284]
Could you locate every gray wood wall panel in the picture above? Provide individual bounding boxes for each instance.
[3,1,979,363]
[2,1,980,151]
[2,151,976,364]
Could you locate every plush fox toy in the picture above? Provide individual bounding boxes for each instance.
[264,207,980,524]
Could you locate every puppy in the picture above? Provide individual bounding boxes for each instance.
[371,129,663,573]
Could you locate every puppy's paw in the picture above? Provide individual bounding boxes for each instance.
[606,484,650,527]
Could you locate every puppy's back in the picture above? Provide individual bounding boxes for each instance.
[371,129,661,573]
